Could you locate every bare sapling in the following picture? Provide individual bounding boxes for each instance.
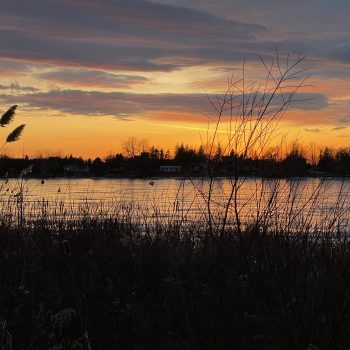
[201,52,310,236]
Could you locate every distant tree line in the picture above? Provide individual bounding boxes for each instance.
[2,143,350,178]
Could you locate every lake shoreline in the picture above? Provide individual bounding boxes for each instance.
[3,173,350,180]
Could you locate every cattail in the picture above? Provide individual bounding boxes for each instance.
[6,124,25,143]
[0,105,17,127]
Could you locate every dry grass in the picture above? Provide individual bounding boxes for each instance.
[0,196,348,349]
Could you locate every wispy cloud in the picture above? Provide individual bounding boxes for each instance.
[305,128,321,134]
[337,115,350,125]
[36,69,148,88]
[0,83,38,92]
[332,126,347,131]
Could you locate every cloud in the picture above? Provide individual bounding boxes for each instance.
[0,31,177,72]
[0,83,38,92]
[0,60,31,78]
[329,44,350,64]
[304,128,321,134]
[0,89,328,120]
[0,0,347,79]
[0,0,348,77]
[1,0,264,40]
[337,115,350,125]
[36,69,148,88]
[287,93,328,110]
[332,126,347,131]
[153,0,350,37]
[0,0,266,72]
[0,90,211,117]
[150,0,350,69]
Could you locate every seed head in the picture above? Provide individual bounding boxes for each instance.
[6,124,25,143]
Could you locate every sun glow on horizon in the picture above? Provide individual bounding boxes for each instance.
[0,1,349,158]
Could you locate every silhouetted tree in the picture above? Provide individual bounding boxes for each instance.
[318,147,335,173]
[174,143,197,166]
[91,157,105,175]
[335,148,350,174]
[282,146,308,176]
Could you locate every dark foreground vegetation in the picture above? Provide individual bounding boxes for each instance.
[1,216,350,350]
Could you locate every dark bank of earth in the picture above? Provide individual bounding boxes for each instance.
[1,145,350,179]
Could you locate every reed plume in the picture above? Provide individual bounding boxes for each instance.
[0,106,25,153]
[6,124,25,143]
[0,105,17,127]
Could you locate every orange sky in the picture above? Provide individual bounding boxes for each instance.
[1,0,350,158]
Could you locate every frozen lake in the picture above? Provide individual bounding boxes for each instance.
[1,177,350,233]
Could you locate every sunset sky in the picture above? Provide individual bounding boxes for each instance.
[1,0,350,158]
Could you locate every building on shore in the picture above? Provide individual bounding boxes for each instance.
[159,165,181,174]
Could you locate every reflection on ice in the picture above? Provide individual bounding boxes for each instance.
[0,177,350,234]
